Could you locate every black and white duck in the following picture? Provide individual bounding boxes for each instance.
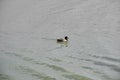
[57,36,68,43]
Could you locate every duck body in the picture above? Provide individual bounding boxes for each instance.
[57,38,67,42]
[57,36,68,43]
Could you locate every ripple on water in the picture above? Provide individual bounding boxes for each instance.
[62,73,92,80]
[0,74,15,80]
[101,56,120,63]
[17,66,56,80]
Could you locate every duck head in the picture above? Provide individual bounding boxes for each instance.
[65,36,68,41]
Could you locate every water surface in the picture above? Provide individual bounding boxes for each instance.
[0,0,120,80]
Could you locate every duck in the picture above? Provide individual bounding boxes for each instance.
[57,36,68,42]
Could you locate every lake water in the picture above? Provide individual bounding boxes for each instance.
[0,0,120,80]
